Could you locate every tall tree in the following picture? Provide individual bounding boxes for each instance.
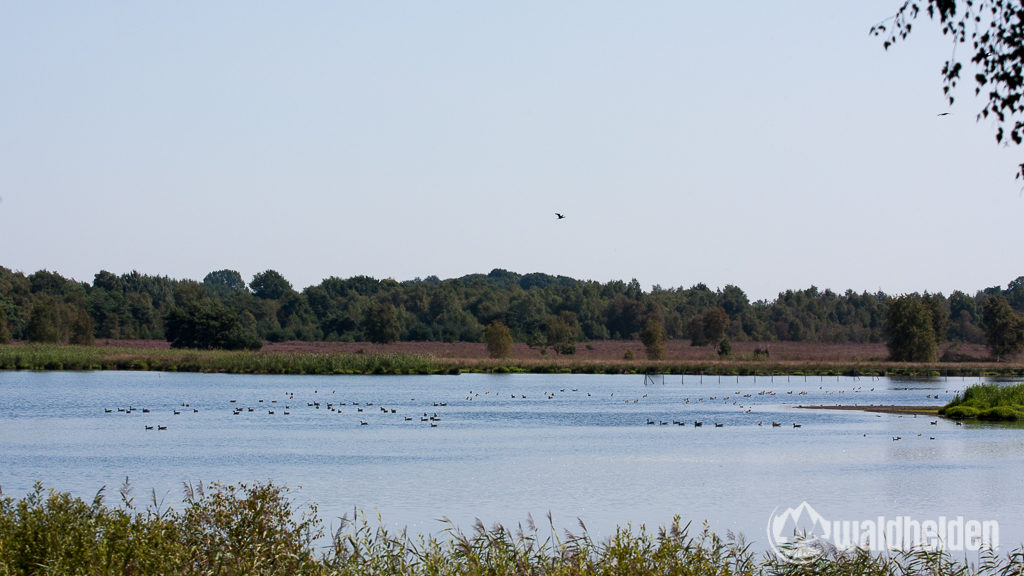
[505,289,546,344]
[885,294,938,362]
[25,301,59,343]
[982,294,1024,360]
[1006,276,1024,312]
[924,292,951,340]
[718,285,750,319]
[0,306,10,343]
[204,269,247,293]
[250,270,293,300]
[640,315,666,360]
[544,311,579,354]
[69,306,95,346]
[485,320,513,359]
[363,297,400,344]
[701,306,730,346]
[165,299,262,350]
[93,270,123,294]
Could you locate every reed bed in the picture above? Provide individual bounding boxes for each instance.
[2,343,1024,377]
[0,344,455,375]
[940,383,1024,420]
[0,481,1021,576]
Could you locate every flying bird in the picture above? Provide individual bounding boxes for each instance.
[937,112,951,116]
[555,213,565,220]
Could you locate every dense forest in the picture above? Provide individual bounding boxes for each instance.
[0,266,1022,353]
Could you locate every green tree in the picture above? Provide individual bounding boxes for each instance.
[640,315,666,360]
[718,285,750,319]
[872,1,1024,180]
[276,292,319,341]
[702,306,730,346]
[92,270,123,293]
[25,301,59,343]
[687,315,708,346]
[363,297,400,344]
[87,287,123,339]
[717,336,732,358]
[982,294,1024,360]
[165,299,262,350]
[544,311,579,354]
[250,270,293,300]
[485,320,513,358]
[506,289,546,344]
[924,292,951,341]
[885,294,938,362]
[0,306,10,343]
[604,294,643,339]
[69,306,95,345]
[125,292,158,339]
[952,309,986,343]
[204,269,248,293]
[1006,276,1024,312]
[29,270,82,297]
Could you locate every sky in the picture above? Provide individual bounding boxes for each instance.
[1,2,1021,302]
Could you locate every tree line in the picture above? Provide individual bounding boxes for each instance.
[1,266,1022,359]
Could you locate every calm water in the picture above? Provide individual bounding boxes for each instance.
[1,371,1023,551]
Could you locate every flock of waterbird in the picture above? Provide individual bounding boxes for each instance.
[103,388,453,430]
[102,376,966,440]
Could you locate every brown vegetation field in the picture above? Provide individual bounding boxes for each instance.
[98,338,989,362]
[91,338,1006,373]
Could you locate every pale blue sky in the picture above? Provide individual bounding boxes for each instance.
[1,2,1020,301]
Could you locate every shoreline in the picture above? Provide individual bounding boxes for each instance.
[797,404,944,416]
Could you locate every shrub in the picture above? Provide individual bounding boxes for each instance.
[717,337,732,358]
[979,406,1024,420]
[939,405,980,419]
[485,321,513,359]
[555,342,576,355]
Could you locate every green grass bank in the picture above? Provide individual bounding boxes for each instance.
[940,383,1024,420]
[3,343,1024,377]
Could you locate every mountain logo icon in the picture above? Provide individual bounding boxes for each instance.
[767,501,831,564]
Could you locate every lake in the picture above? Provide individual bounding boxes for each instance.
[1,370,1022,554]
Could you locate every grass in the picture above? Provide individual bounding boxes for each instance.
[3,342,1024,377]
[0,344,457,375]
[0,480,1020,576]
[940,383,1024,420]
